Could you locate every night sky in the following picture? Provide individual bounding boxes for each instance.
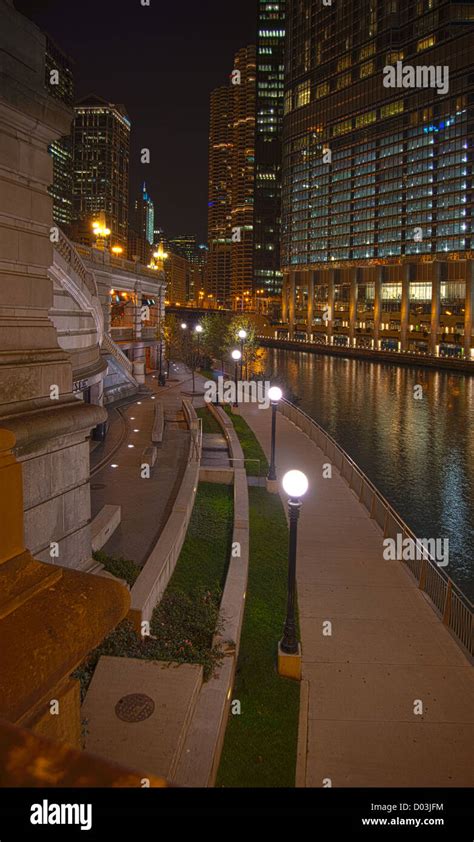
[14,0,258,242]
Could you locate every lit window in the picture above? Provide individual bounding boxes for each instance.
[295,80,311,108]
[417,35,436,52]
[316,82,329,99]
[336,72,351,90]
[360,61,374,79]
[380,100,404,118]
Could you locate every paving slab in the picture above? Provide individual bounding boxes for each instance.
[83,656,203,781]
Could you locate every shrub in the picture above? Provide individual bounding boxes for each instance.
[92,550,139,586]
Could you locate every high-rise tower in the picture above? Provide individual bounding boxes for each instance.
[72,96,130,247]
[207,46,257,309]
[282,0,474,359]
[254,1,286,299]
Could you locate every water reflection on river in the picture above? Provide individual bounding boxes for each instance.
[260,348,474,599]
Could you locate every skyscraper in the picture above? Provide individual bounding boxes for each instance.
[207,85,234,306]
[72,96,130,247]
[133,182,155,245]
[45,36,74,230]
[254,1,286,299]
[207,46,257,309]
[282,0,474,360]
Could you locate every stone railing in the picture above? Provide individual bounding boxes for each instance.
[129,399,202,627]
[56,230,98,299]
[101,332,134,375]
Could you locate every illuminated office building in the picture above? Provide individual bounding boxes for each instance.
[207,46,256,308]
[45,36,74,230]
[282,0,474,359]
[254,1,286,298]
[72,96,130,247]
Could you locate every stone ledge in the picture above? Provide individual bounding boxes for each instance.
[174,466,250,787]
[91,504,121,553]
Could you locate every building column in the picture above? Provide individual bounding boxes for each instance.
[349,269,358,347]
[0,2,106,570]
[307,272,314,339]
[288,273,296,338]
[430,262,442,356]
[400,264,412,351]
[373,268,383,349]
[326,271,335,344]
[464,263,474,359]
[281,276,288,324]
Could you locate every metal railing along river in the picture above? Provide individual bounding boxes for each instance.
[279,398,473,658]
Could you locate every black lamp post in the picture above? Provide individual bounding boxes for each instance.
[280,470,308,655]
[267,386,282,482]
[238,328,247,379]
[231,349,241,407]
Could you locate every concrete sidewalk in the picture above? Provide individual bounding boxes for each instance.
[90,364,194,566]
[238,401,474,788]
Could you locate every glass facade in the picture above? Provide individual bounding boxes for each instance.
[281,0,474,359]
[254,1,286,297]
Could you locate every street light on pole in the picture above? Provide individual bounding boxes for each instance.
[278,469,308,680]
[267,386,283,483]
[231,349,241,407]
[195,323,203,362]
[238,328,247,379]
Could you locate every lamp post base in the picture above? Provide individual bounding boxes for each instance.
[266,478,279,494]
[278,640,302,681]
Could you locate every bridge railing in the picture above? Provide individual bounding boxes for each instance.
[279,398,473,658]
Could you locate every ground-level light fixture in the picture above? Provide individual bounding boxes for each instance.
[280,469,308,662]
[267,386,283,482]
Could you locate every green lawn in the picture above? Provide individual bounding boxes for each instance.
[74,482,234,697]
[223,405,269,476]
[217,487,300,788]
[166,481,233,595]
[196,406,222,435]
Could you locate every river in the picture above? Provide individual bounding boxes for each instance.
[259,348,474,600]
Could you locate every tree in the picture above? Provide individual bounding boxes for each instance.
[224,315,261,379]
[200,313,230,373]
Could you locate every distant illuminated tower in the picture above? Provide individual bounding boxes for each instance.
[45,35,74,230]
[72,95,130,247]
[134,182,155,246]
[254,0,285,298]
[207,45,256,309]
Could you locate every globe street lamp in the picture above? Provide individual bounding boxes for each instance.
[267,386,283,482]
[279,470,308,669]
[195,323,203,362]
[231,349,241,407]
[238,328,247,378]
[181,322,187,330]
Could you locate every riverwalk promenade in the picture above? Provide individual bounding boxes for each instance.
[237,401,474,788]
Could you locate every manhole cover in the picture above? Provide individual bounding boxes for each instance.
[91,483,106,490]
[115,693,155,723]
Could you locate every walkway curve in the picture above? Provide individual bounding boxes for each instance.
[238,399,474,788]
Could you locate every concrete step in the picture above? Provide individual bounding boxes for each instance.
[82,656,203,782]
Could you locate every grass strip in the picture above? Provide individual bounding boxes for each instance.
[223,405,269,476]
[216,487,300,787]
[196,406,222,435]
[74,482,233,697]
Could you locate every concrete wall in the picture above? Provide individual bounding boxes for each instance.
[0,0,106,569]
[129,400,201,627]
